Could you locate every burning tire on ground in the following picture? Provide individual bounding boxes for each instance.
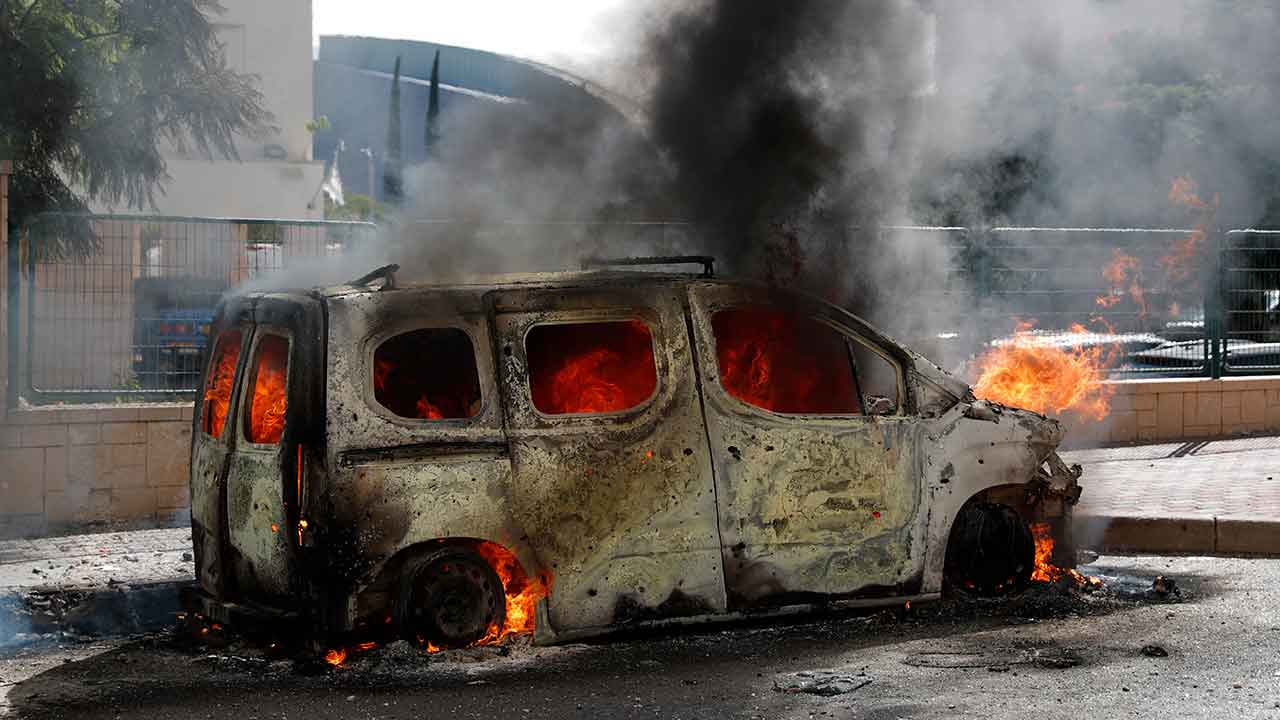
[943,502,1036,597]
[396,548,506,649]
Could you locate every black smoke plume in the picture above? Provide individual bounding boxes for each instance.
[644,0,932,309]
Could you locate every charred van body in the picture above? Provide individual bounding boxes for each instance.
[183,259,1083,650]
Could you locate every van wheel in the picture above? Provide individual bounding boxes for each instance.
[943,502,1034,597]
[396,548,506,649]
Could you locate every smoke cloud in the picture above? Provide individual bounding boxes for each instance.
[278,0,1280,356]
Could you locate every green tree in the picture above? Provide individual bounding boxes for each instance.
[383,55,403,203]
[424,50,441,158]
[326,192,388,223]
[0,0,275,258]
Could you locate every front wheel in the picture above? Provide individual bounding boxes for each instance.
[396,548,506,649]
[943,502,1035,597]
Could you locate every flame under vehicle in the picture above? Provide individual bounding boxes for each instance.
[184,258,1083,651]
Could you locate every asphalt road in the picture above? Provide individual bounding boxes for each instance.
[2,555,1279,719]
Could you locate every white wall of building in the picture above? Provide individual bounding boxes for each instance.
[98,0,323,220]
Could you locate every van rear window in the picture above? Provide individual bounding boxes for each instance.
[373,328,482,420]
[202,329,243,438]
[526,320,657,415]
[246,335,290,444]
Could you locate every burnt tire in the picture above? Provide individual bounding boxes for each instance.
[396,548,506,649]
[943,502,1035,597]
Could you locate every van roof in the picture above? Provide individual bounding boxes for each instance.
[317,268,708,298]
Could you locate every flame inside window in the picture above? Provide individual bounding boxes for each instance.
[527,320,657,415]
[373,328,482,420]
[246,335,289,444]
[711,307,861,414]
[202,329,243,438]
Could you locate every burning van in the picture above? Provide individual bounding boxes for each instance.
[184,258,1083,651]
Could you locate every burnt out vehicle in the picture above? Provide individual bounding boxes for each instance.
[185,259,1083,651]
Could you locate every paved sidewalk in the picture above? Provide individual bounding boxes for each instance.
[0,528,192,593]
[1064,435,1280,556]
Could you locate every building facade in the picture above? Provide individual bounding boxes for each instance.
[98,0,323,220]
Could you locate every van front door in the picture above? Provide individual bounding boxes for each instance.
[489,286,726,634]
[687,283,922,608]
[223,296,323,601]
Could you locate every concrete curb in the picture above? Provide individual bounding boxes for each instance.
[1075,513,1280,557]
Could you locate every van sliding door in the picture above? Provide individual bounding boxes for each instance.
[488,285,727,634]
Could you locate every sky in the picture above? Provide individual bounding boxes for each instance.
[312,0,633,66]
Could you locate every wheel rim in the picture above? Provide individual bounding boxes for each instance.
[409,555,504,648]
[944,503,1034,596]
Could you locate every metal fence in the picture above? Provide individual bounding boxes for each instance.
[7,217,1279,404]
[9,215,376,402]
[1222,230,1280,374]
[896,225,1280,378]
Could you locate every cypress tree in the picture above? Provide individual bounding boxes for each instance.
[425,50,441,158]
[383,56,404,202]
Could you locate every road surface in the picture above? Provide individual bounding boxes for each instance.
[3,555,1278,719]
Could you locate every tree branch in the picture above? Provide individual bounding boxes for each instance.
[15,0,47,31]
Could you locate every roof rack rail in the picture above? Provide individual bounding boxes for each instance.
[580,255,715,278]
[348,263,399,290]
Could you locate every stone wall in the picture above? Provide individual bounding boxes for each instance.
[1068,377,1280,446]
[0,404,193,538]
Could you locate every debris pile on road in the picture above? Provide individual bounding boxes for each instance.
[773,670,872,696]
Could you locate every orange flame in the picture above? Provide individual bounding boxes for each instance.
[247,336,289,443]
[474,541,550,646]
[1160,176,1219,285]
[973,323,1115,421]
[1029,522,1103,589]
[415,397,446,420]
[528,321,657,415]
[373,332,483,420]
[712,307,861,414]
[202,330,242,437]
[1168,175,1214,211]
[1098,249,1147,316]
[323,648,347,666]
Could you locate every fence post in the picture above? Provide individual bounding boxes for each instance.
[1205,228,1224,379]
[0,156,8,414]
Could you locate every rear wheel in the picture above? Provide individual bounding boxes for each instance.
[943,502,1035,597]
[396,549,506,649]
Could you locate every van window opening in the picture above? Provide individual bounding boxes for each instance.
[373,328,483,420]
[526,320,658,415]
[712,307,861,414]
[247,335,290,444]
[202,329,243,438]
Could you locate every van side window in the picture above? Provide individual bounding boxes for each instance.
[712,307,861,414]
[852,343,901,414]
[202,329,243,438]
[373,328,482,420]
[246,335,290,444]
[526,320,658,415]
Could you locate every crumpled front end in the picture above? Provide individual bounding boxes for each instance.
[919,395,1084,594]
